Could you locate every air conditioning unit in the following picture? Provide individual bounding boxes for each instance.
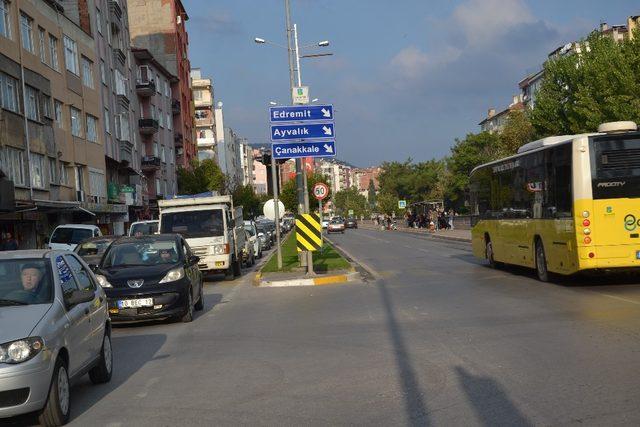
[77,190,85,202]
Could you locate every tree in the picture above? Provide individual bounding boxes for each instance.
[333,187,369,217]
[278,172,330,213]
[232,185,262,219]
[376,192,398,216]
[497,109,534,156]
[367,179,377,209]
[531,31,640,137]
[176,159,226,195]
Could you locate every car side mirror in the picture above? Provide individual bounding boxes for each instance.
[189,255,200,265]
[65,289,94,307]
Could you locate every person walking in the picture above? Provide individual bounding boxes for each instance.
[4,232,18,251]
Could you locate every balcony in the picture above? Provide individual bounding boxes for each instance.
[138,118,159,135]
[109,0,122,31]
[171,99,181,115]
[136,79,156,97]
[113,46,126,66]
[120,140,134,165]
[141,155,161,171]
[174,132,183,147]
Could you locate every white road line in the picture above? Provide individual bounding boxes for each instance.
[596,293,640,306]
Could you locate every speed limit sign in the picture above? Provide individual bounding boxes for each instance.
[313,182,330,201]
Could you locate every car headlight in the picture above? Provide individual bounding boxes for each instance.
[159,267,185,284]
[95,274,112,288]
[0,337,44,364]
[213,244,226,255]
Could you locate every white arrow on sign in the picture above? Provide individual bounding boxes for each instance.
[321,108,331,118]
[322,126,333,136]
[323,143,334,153]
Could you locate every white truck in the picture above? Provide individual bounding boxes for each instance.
[158,194,245,280]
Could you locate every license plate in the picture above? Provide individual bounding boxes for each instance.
[117,298,153,309]
[215,261,224,267]
[636,251,640,260]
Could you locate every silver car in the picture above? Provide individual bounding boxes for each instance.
[0,250,112,425]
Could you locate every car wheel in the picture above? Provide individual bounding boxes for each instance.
[535,239,550,282]
[250,252,256,266]
[39,357,70,426]
[89,332,113,384]
[181,289,194,322]
[194,281,204,311]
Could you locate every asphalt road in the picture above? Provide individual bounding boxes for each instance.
[31,228,640,425]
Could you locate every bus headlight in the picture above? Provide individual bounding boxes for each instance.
[583,228,591,235]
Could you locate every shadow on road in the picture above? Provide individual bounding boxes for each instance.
[455,366,532,427]
[68,333,167,422]
[376,278,431,426]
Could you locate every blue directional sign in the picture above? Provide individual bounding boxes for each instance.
[270,123,335,142]
[272,141,336,159]
[269,105,334,123]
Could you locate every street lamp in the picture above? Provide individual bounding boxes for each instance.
[269,101,278,106]
[311,98,319,103]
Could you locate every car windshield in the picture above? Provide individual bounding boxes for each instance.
[160,210,224,239]
[102,240,181,268]
[51,227,93,244]
[129,222,159,236]
[331,220,343,224]
[76,240,114,256]
[0,259,53,305]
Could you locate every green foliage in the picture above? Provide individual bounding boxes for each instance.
[367,179,377,209]
[531,31,640,137]
[176,159,226,195]
[333,187,369,217]
[278,172,330,213]
[378,158,445,203]
[376,192,399,216]
[497,109,534,157]
[232,185,262,219]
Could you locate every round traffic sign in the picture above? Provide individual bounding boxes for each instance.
[313,183,330,201]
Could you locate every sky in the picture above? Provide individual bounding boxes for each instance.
[184,0,639,167]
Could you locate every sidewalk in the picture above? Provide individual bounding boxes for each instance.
[359,221,471,242]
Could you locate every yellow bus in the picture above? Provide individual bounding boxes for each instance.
[469,121,640,281]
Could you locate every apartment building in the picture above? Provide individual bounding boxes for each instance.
[128,0,196,169]
[132,47,177,214]
[252,148,267,194]
[0,0,107,247]
[239,140,253,187]
[190,68,216,160]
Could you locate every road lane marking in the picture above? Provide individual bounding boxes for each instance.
[596,293,640,306]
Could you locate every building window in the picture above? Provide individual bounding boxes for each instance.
[63,35,79,75]
[30,153,45,188]
[20,13,34,53]
[89,168,106,200]
[164,80,169,97]
[115,69,126,95]
[156,74,160,92]
[1,147,25,186]
[161,146,166,163]
[103,107,110,134]
[0,72,19,112]
[100,60,107,85]
[155,178,161,195]
[48,157,57,184]
[166,113,171,130]
[49,35,59,71]
[42,94,52,118]
[81,56,94,88]
[193,90,202,101]
[70,107,82,137]
[153,141,158,156]
[54,99,63,128]
[25,85,39,121]
[86,114,98,142]
[96,8,102,35]
[60,162,69,185]
[170,147,174,164]
[0,0,11,39]
[38,27,47,63]
[158,109,163,127]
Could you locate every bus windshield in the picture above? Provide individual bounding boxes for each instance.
[591,135,640,199]
[161,210,224,239]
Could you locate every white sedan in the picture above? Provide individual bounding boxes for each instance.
[327,220,345,234]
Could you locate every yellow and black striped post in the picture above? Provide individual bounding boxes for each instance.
[295,213,322,252]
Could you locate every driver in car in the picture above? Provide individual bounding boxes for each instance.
[157,249,177,264]
[20,263,44,299]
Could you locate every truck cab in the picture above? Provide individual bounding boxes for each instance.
[158,194,245,280]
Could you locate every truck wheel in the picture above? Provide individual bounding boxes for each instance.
[535,239,550,282]
[233,257,242,277]
[224,267,235,281]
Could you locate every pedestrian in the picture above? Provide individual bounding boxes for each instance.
[4,232,18,251]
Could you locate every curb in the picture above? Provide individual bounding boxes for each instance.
[258,271,359,287]
[359,224,471,243]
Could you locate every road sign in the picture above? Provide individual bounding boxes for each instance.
[263,199,285,220]
[398,200,407,209]
[271,123,335,142]
[292,86,309,104]
[313,182,330,201]
[272,141,336,159]
[269,105,334,123]
[348,209,354,216]
[296,213,322,252]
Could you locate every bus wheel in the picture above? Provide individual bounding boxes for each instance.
[486,239,498,268]
[535,239,550,282]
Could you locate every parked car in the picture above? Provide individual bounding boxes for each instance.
[0,250,112,425]
[255,223,271,250]
[327,219,346,234]
[256,220,275,246]
[94,234,203,323]
[241,230,255,267]
[243,220,262,259]
[74,236,118,267]
[321,219,330,229]
[128,220,159,237]
[345,217,358,229]
[47,225,102,251]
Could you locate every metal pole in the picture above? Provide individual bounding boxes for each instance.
[270,153,282,269]
[318,197,323,254]
[293,23,314,275]
[285,0,306,267]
